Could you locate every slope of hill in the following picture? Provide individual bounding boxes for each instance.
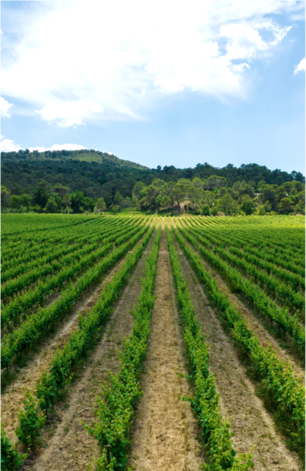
[1,149,304,208]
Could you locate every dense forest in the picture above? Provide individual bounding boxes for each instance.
[1,149,305,215]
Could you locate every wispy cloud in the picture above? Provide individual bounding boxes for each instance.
[0,136,87,153]
[1,0,300,126]
[294,57,306,74]
[0,97,13,117]
[29,143,87,152]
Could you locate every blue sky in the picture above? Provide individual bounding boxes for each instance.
[1,0,305,174]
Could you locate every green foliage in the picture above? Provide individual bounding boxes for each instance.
[2,149,304,213]
[86,229,161,470]
[1,219,147,367]
[34,223,155,415]
[15,391,45,449]
[172,223,305,457]
[166,226,253,470]
[1,426,27,471]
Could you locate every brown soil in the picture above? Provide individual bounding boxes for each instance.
[28,226,158,471]
[175,218,305,380]
[170,223,302,471]
[2,224,153,445]
[129,220,204,471]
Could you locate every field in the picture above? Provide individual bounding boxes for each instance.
[1,213,305,471]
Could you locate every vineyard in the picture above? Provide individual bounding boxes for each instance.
[1,213,305,471]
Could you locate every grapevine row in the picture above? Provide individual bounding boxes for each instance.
[166,226,253,471]
[171,223,305,456]
[178,225,305,353]
[86,227,161,471]
[1,224,150,368]
[0,221,145,327]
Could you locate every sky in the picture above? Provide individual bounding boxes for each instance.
[1,0,305,174]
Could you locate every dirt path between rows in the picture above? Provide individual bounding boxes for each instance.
[2,224,153,445]
[176,218,305,380]
[170,222,302,471]
[129,221,203,471]
[28,227,157,471]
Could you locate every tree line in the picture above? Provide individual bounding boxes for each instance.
[2,175,305,215]
[1,149,304,215]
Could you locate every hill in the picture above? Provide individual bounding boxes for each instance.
[1,149,304,213]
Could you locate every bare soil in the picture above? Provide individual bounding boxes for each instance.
[2,226,152,445]
[170,222,302,471]
[28,228,157,471]
[129,222,204,471]
[176,218,305,380]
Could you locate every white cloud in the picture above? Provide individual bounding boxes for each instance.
[294,58,306,74]
[0,136,87,153]
[1,0,300,124]
[0,97,13,117]
[36,100,103,127]
[0,135,22,152]
[29,144,87,152]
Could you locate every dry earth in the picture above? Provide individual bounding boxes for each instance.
[129,222,204,471]
[170,219,302,471]
[29,228,158,471]
[2,225,152,446]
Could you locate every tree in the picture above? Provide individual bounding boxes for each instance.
[140,185,161,210]
[53,183,69,198]
[240,195,255,215]
[70,191,86,213]
[191,177,203,189]
[264,200,272,213]
[201,204,210,215]
[33,180,50,209]
[132,181,145,200]
[96,197,106,212]
[218,192,239,215]
[1,186,11,208]
[260,185,276,209]
[257,205,265,215]
[63,194,71,209]
[10,194,32,210]
[171,179,191,209]
[279,197,293,214]
[204,175,227,190]
[110,204,120,213]
[114,190,124,206]
[45,197,59,213]
[294,200,305,214]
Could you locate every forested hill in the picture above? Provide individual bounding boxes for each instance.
[1,149,305,213]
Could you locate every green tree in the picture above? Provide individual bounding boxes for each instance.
[260,185,276,209]
[70,191,86,213]
[33,181,50,209]
[132,181,145,200]
[204,175,227,190]
[96,197,106,212]
[201,204,210,215]
[218,192,239,215]
[53,183,69,198]
[63,194,71,209]
[264,200,272,213]
[240,195,255,215]
[279,197,293,214]
[46,197,59,213]
[114,190,124,207]
[257,205,265,215]
[1,185,11,208]
[10,194,32,210]
[294,200,305,214]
